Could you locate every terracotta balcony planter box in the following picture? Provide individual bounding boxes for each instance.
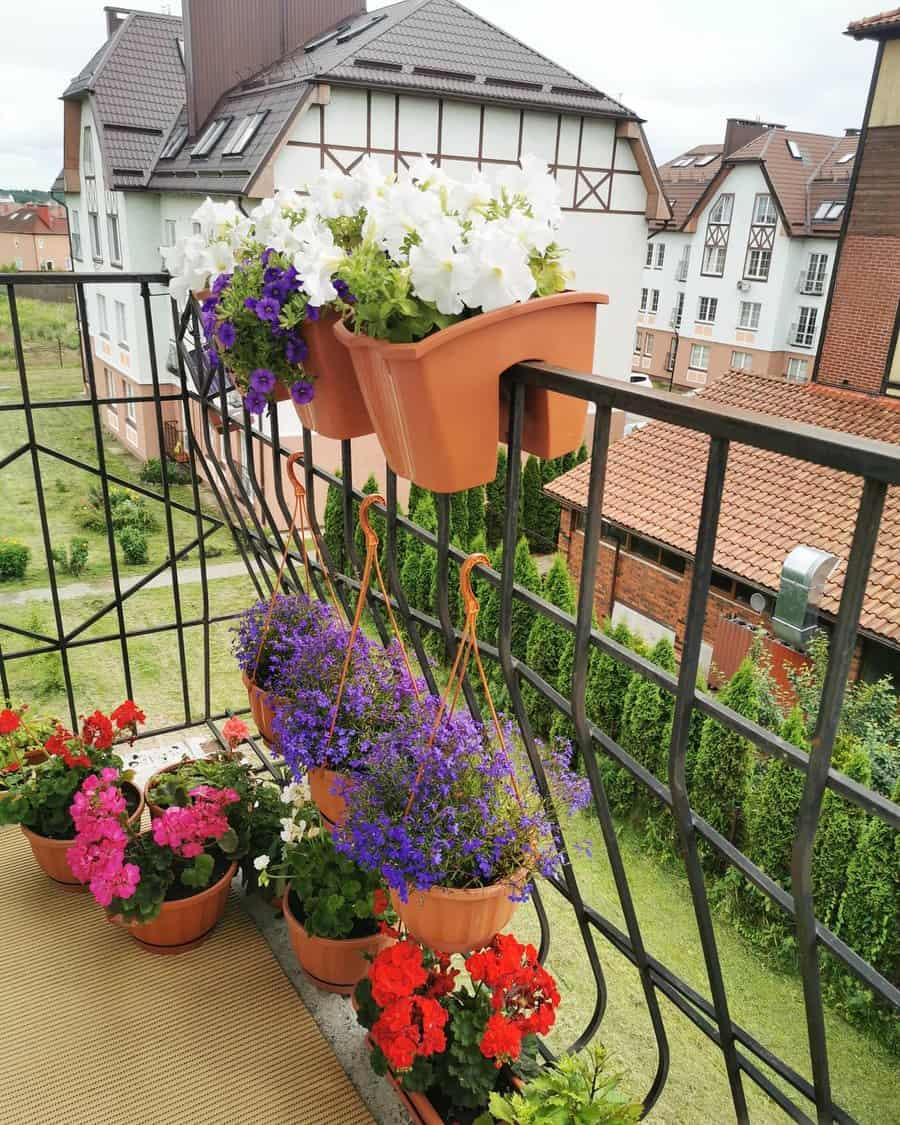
[336,291,606,492]
[295,311,374,439]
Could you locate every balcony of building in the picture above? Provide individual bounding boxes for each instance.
[0,271,897,1125]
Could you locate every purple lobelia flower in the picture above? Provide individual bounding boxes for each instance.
[217,320,236,349]
[290,380,314,405]
[250,367,276,394]
[244,387,267,415]
[255,295,281,325]
[284,335,309,365]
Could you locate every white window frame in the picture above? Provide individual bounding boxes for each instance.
[786,357,809,382]
[689,344,710,372]
[70,210,82,260]
[645,242,653,267]
[671,291,685,328]
[709,194,734,224]
[701,245,726,276]
[696,296,718,324]
[97,293,109,337]
[745,248,771,280]
[803,252,828,294]
[105,368,118,430]
[739,301,761,330]
[794,306,818,348]
[88,211,102,261]
[731,350,752,371]
[107,213,121,266]
[643,332,654,357]
[650,289,660,314]
[639,287,648,312]
[82,126,94,177]
[124,386,138,445]
[114,299,128,348]
[163,219,177,247]
[654,242,665,269]
[633,329,642,354]
[753,194,777,225]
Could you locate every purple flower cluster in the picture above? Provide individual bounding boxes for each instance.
[272,635,422,777]
[232,593,342,696]
[334,699,589,900]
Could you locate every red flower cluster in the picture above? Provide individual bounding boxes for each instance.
[467,935,560,1065]
[370,940,429,1007]
[42,701,146,770]
[370,993,448,1072]
[0,709,21,735]
[45,725,91,769]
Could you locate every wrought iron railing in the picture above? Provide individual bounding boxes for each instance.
[1,271,897,1124]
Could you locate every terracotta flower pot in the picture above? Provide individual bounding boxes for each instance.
[336,292,606,492]
[143,759,202,820]
[390,871,526,955]
[283,885,394,994]
[293,311,373,439]
[242,670,285,747]
[307,766,349,831]
[378,1045,523,1123]
[21,780,145,889]
[116,858,238,954]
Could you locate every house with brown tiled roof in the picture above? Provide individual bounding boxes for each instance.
[633,118,858,392]
[59,0,667,470]
[0,205,71,272]
[551,14,900,690]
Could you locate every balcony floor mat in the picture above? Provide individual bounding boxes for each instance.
[0,827,375,1125]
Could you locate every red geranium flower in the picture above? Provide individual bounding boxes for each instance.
[369,940,428,1008]
[0,709,21,735]
[221,716,249,749]
[480,1011,523,1065]
[372,888,389,917]
[110,700,146,731]
[371,994,448,1072]
[80,710,114,750]
[44,725,74,758]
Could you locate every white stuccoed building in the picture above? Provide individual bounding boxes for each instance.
[58,0,668,487]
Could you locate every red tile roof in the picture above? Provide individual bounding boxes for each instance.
[546,372,900,644]
[847,8,900,37]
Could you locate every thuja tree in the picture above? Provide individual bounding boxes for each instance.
[835,777,900,986]
[521,456,543,551]
[510,536,541,660]
[587,620,641,743]
[608,637,676,814]
[323,471,346,574]
[746,706,808,889]
[536,458,565,553]
[450,490,470,549]
[485,448,507,550]
[691,658,759,854]
[812,733,872,928]
[400,492,437,613]
[522,556,575,737]
[466,484,486,549]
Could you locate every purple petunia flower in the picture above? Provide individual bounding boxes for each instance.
[200,310,216,337]
[261,247,275,267]
[244,387,267,415]
[305,304,321,322]
[201,296,219,314]
[290,380,314,405]
[244,297,258,312]
[211,272,232,296]
[263,266,281,284]
[255,295,281,325]
[205,346,221,369]
[250,367,276,394]
[284,336,309,365]
[263,279,290,304]
[217,320,236,349]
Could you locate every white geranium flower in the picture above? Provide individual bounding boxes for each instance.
[409,219,476,315]
[460,225,536,312]
[281,781,310,807]
[253,854,270,872]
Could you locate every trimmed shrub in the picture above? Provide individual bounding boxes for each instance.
[510,536,541,661]
[691,658,759,854]
[0,539,30,581]
[813,734,872,927]
[587,621,640,743]
[354,473,382,561]
[536,458,564,553]
[746,706,808,889]
[51,537,89,577]
[118,526,149,565]
[465,485,486,548]
[139,457,191,486]
[323,470,346,574]
[523,556,575,736]
[521,455,543,551]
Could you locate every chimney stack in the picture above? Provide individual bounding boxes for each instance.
[182,0,366,136]
[722,117,786,157]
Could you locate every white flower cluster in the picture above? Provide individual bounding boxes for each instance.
[164,154,567,315]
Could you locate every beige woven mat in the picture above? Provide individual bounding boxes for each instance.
[0,827,374,1125]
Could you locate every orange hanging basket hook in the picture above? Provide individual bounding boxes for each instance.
[285,451,305,499]
[459,553,489,618]
[358,494,385,550]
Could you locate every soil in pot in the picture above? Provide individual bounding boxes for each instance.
[118,852,237,954]
[283,887,395,994]
[390,872,524,955]
[22,780,144,888]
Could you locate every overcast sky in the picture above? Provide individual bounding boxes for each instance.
[0,0,878,192]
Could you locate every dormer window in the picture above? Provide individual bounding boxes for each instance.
[222,112,268,156]
[191,117,231,158]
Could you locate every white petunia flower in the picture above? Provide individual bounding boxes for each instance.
[365,179,444,258]
[408,219,476,315]
[306,168,361,220]
[459,224,536,312]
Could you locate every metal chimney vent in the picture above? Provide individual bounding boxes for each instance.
[772,546,838,651]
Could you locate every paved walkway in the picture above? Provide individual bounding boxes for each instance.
[5,559,251,605]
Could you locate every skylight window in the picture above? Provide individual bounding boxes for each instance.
[786,139,802,159]
[222,112,267,156]
[826,202,845,220]
[159,124,188,160]
[671,156,695,168]
[336,13,387,43]
[695,153,718,167]
[304,23,351,51]
[814,200,833,219]
[191,117,231,158]
[814,200,845,220]
[837,152,855,164]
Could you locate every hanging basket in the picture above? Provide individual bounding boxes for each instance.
[308,766,349,832]
[242,670,286,747]
[294,311,374,439]
[389,870,526,956]
[336,292,605,492]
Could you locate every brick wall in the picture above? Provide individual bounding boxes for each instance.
[817,233,900,394]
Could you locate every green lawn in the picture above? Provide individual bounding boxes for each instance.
[0,362,239,591]
[513,815,896,1125]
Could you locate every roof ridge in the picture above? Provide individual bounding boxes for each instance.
[305,0,428,78]
[432,0,635,115]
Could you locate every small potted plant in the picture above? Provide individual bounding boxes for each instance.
[336,701,590,953]
[479,1042,642,1124]
[355,932,560,1123]
[232,592,342,746]
[333,156,603,491]
[164,194,371,438]
[69,769,241,952]
[0,701,146,886]
[256,786,396,993]
[272,633,422,830]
